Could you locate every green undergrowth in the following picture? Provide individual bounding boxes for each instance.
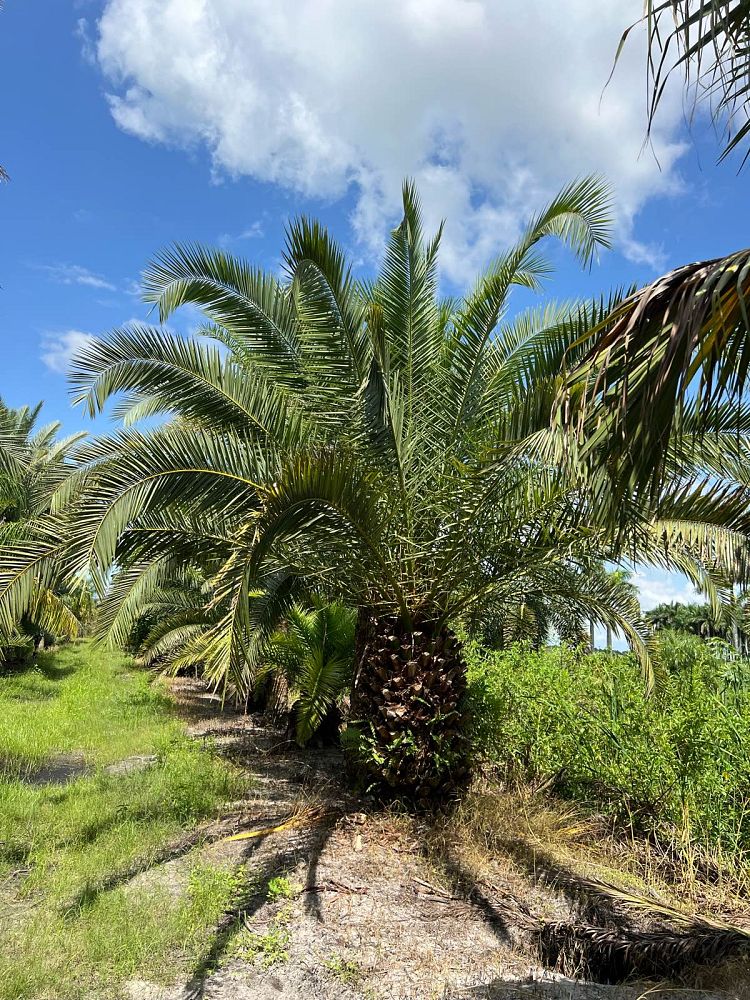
[0,862,246,1000]
[0,640,182,767]
[0,641,250,1000]
[467,631,750,879]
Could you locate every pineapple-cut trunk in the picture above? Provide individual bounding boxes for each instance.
[347,616,470,807]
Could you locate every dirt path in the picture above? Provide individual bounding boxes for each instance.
[121,678,745,1000]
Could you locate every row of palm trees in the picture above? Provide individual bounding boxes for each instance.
[0,400,86,656]
[3,177,750,801]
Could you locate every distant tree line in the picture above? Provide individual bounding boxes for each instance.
[645,599,749,653]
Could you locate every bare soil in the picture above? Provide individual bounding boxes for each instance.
[121,677,748,1000]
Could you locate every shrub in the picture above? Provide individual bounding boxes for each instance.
[466,633,750,857]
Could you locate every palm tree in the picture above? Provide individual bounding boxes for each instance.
[645,600,724,636]
[264,602,355,745]
[469,561,641,652]
[0,400,85,654]
[599,568,638,650]
[2,180,749,802]
[617,1,750,163]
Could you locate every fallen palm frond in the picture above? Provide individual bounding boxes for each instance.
[506,848,750,981]
[540,918,750,982]
[222,804,333,842]
[429,779,750,986]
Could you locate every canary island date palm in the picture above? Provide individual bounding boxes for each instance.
[0,400,85,654]
[5,179,750,802]
[69,179,638,801]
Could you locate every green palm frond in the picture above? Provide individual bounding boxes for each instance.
[29,587,80,641]
[284,215,369,388]
[0,518,71,637]
[617,1,750,164]
[69,323,307,445]
[142,244,303,387]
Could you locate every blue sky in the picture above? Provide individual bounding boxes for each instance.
[1,0,748,616]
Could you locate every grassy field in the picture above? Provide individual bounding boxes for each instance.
[0,641,250,1000]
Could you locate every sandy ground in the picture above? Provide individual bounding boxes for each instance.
[111,678,747,1000]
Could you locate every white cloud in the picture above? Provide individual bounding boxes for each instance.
[38,263,116,291]
[631,568,700,612]
[217,220,265,247]
[619,236,668,272]
[90,0,688,284]
[41,331,96,375]
[75,16,97,67]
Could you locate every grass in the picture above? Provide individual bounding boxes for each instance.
[0,862,246,1000]
[325,954,364,985]
[230,878,297,969]
[266,874,299,901]
[0,640,250,1000]
[0,640,181,767]
[231,920,292,968]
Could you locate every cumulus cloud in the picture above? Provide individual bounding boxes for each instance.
[41,330,96,374]
[38,262,116,291]
[631,569,700,611]
[91,0,687,283]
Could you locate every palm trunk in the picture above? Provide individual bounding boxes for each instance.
[606,625,613,651]
[589,620,595,652]
[264,669,290,723]
[347,614,470,807]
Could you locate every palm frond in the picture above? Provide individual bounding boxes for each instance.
[142,244,303,387]
[564,249,750,498]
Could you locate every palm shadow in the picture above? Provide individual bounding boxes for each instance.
[428,844,514,947]
[302,818,338,922]
[179,819,335,999]
[496,837,635,929]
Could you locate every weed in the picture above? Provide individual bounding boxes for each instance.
[231,921,291,968]
[325,954,363,985]
[466,634,750,899]
[266,874,299,901]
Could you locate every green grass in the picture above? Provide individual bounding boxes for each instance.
[325,954,364,985]
[0,863,247,1000]
[266,875,299,901]
[0,640,183,767]
[0,641,251,1000]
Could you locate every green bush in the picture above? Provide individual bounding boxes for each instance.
[466,633,750,857]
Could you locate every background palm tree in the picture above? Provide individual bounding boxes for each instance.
[0,400,85,656]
